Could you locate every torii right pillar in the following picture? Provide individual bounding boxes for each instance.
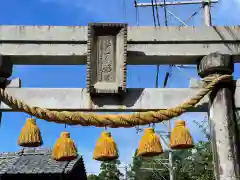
[198,52,240,180]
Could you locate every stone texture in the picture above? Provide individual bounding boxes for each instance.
[1,26,240,65]
[197,52,233,78]
[198,53,240,180]
[87,23,127,94]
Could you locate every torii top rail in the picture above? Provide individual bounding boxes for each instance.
[1,25,240,65]
[1,23,240,180]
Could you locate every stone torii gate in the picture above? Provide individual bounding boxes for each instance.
[1,23,240,180]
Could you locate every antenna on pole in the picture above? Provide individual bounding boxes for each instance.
[134,0,218,26]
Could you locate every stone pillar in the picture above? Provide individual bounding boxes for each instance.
[0,55,13,87]
[0,55,13,127]
[197,52,240,180]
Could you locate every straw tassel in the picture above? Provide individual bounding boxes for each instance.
[169,120,194,149]
[93,131,119,161]
[52,131,78,161]
[137,128,163,157]
[18,118,43,147]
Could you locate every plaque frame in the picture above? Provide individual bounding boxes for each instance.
[87,23,127,94]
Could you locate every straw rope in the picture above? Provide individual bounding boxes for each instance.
[0,74,232,128]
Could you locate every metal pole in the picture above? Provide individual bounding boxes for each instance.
[134,0,214,180]
[163,0,168,26]
[165,9,188,26]
[135,0,218,7]
[168,120,174,180]
[203,0,212,26]
[125,166,128,180]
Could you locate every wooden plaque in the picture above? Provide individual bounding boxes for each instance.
[87,23,127,94]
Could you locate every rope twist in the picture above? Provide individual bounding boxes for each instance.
[0,74,232,128]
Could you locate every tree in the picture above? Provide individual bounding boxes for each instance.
[127,149,170,180]
[87,174,100,180]
[186,111,240,180]
[187,119,214,180]
[127,149,144,180]
[98,159,123,180]
[127,112,240,180]
[171,149,193,180]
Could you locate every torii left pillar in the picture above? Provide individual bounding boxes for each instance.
[198,52,240,180]
[0,55,13,126]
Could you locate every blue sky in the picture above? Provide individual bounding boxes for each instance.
[0,0,240,175]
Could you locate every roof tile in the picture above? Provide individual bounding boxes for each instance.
[0,147,83,175]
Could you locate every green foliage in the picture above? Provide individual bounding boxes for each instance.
[127,150,142,180]
[126,116,219,180]
[87,174,100,180]
[127,149,169,180]
[87,160,123,180]
[98,159,123,180]
[88,113,240,180]
[126,142,214,180]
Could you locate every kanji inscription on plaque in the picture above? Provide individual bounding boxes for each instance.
[87,23,127,94]
[97,36,116,83]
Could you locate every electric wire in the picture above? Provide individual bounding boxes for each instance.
[151,0,157,26]
[134,0,140,26]
[154,0,161,26]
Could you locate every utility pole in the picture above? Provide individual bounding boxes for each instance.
[135,0,218,6]
[203,0,212,26]
[134,0,217,26]
[134,0,216,180]
[119,165,129,180]
[125,166,128,180]
[168,121,174,180]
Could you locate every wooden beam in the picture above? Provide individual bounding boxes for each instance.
[0,87,239,112]
[1,26,240,65]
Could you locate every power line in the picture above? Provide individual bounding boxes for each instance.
[134,0,140,26]
[122,0,127,22]
[155,65,160,89]
[133,1,216,180]
[163,0,168,26]
[183,6,203,25]
[135,0,217,26]
[154,0,161,26]
[135,0,218,7]
[153,0,161,89]
[151,0,157,26]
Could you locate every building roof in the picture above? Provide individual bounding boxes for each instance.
[0,147,86,175]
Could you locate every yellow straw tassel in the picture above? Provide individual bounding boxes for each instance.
[137,128,163,157]
[93,131,119,162]
[52,132,78,161]
[169,120,194,149]
[18,118,43,147]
